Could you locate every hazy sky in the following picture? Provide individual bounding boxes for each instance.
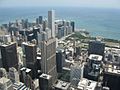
[0,0,120,8]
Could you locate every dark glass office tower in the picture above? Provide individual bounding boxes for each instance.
[88,41,105,56]
[39,74,52,90]
[39,16,43,24]
[71,21,75,32]
[0,42,18,71]
[23,43,38,79]
[56,49,65,73]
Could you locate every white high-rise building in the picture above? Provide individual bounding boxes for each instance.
[0,35,11,44]
[8,67,20,83]
[48,10,55,38]
[45,28,52,39]
[0,68,7,78]
[0,77,13,90]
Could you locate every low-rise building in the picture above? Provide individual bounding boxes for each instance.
[54,80,71,90]
[77,78,97,90]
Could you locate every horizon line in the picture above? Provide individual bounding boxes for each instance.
[0,6,120,9]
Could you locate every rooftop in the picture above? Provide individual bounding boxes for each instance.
[89,54,103,61]
[40,73,52,80]
[56,48,64,53]
[0,77,10,84]
[65,59,74,63]
[105,64,120,76]
[22,42,36,47]
[37,56,41,60]
[0,42,16,47]
[54,80,70,90]
[13,82,31,90]
[20,67,31,73]
[26,68,31,73]
[77,78,97,90]
[9,67,17,72]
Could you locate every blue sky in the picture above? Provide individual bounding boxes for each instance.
[0,0,120,8]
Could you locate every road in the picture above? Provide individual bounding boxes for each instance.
[59,32,75,41]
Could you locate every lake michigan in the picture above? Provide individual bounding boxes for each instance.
[0,7,120,40]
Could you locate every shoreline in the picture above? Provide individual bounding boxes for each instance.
[65,30,120,48]
[75,29,120,42]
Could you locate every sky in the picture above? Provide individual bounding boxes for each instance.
[0,0,120,8]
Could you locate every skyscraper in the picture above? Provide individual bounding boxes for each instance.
[70,63,84,87]
[23,42,38,79]
[71,21,75,32]
[21,19,29,29]
[23,42,37,65]
[0,77,13,90]
[20,67,32,83]
[88,41,105,56]
[41,38,57,83]
[0,68,7,78]
[8,67,20,83]
[39,16,43,24]
[39,74,52,90]
[56,49,65,73]
[43,20,48,31]
[48,10,55,38]
[0,42,18,71]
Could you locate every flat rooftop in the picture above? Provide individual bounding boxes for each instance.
[54,80,70,90]
[20,67,31,73]
[0,77,10,84]
[65,59,74,63]
[40,73,52,80]
[37,56,41,60]
[105,64,120,76]
[22,42,36,47]
[13,82,31,90]
[77,78,97,90]
[56,48,64,53]
[0,42,16,47]
[89,54,103,61]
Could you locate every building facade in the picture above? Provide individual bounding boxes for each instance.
[41,38,57,83]
[0,42,18,71]
[48,10,55,38]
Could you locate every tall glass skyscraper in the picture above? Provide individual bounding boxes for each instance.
[48,10,55,38]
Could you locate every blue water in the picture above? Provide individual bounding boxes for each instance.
[0,7,120,40]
